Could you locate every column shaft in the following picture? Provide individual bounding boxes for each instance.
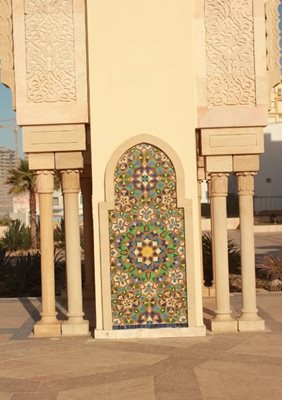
[209,173,237,332]
[237,173,265,331]
[34,171,61,337]
[61,170,89,335]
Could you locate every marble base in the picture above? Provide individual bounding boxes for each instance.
[238,318,265,332]
[208,318,238,333]
[33,321,62,337]
[202,286,216,297]
[62,320,90,336]
[95,326,206,339]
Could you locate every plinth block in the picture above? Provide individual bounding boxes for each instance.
[209,319,238,333]
[238,318,265,332]
[62,320,90,336]
[33,322,62,337]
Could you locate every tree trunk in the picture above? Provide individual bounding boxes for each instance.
[29,190,37,249]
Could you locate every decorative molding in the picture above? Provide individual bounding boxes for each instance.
[24,0,76,104]
[61,169,80,194]
[265,0,280,73]
[205,0,256,106]
[0,0,15,102]
[209,173,229,197]
[265,0,281,90]
[236,172,256,195]
[13,0,88,125]
[36,170,54,194]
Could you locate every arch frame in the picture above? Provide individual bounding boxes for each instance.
[96,134,206,338]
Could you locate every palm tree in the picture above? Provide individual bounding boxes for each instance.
[6,159,38,249]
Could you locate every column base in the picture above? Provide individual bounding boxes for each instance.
[62,319,90,336]
[238,317,265,332]
[208,318,238,333]
[33,321,62,337]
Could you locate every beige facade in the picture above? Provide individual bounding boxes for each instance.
[0,0,280,337]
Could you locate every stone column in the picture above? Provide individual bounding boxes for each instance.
[209,173,237,332]
[61,170,89,336]
[34,171,61,337]
[80,176,95,299]
[236,172,265,331]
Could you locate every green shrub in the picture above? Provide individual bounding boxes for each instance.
[202,233,241,286]
[256,255,282,281]
[0,219,31,252]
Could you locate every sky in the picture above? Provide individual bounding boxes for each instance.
[0,7,282,156]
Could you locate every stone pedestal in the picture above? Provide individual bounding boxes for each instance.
[209,173,237,332]
[237,173,265,332]
[34,171,61,337]
[61,170,89,336]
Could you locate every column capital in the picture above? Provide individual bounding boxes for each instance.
[236,172,256,195]
[209,173,229,197]
[36,170,54,194]
[61,169,81,194]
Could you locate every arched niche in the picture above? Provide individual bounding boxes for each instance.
[98,135,198,337]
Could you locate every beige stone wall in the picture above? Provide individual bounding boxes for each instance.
[86,0,204,332]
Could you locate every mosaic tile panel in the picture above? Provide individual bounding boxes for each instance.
[109,143,188,328]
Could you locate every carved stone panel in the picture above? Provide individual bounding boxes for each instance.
[205,0,256,107]
[13,0,88,125]
[265,0,281,91]
[0,0,15,103]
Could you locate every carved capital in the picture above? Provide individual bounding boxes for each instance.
[36,170,54,194]
[236,172,256,195]
[61,169,80,194]
[209,173,229,197]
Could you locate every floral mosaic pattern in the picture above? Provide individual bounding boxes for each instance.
[109,143,188,329]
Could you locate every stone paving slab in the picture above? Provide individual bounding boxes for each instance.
[0,293,282,399]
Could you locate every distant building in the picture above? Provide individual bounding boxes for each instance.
[0,147,16,218]
[255,83,282,214]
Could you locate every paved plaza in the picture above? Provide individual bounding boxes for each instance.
[0,231,282,400]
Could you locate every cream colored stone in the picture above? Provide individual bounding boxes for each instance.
[201,128,264,155]
[23,124,86,153]
[55,152,83,170]
[237,172,265,330]
[61,320,89,336]
[28,153,55,171]
[34,171,61,337]
[233,155,260,172]
[206,156,233,173]
[95,326,206,339]
[209,173,237,330]
[209,319,238,333]
[12,0,88,125]
[238,318,265,332]
[33,322,61,337]
[61,170,89,335]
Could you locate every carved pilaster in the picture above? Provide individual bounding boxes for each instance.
[0,0,15,106]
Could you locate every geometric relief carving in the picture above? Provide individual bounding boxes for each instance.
[205,0,256,106]
[109,144,188,329]
[24,0,76,103]
[0,0,13,70]
[265,0,280,73]
[0,0,14,88]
